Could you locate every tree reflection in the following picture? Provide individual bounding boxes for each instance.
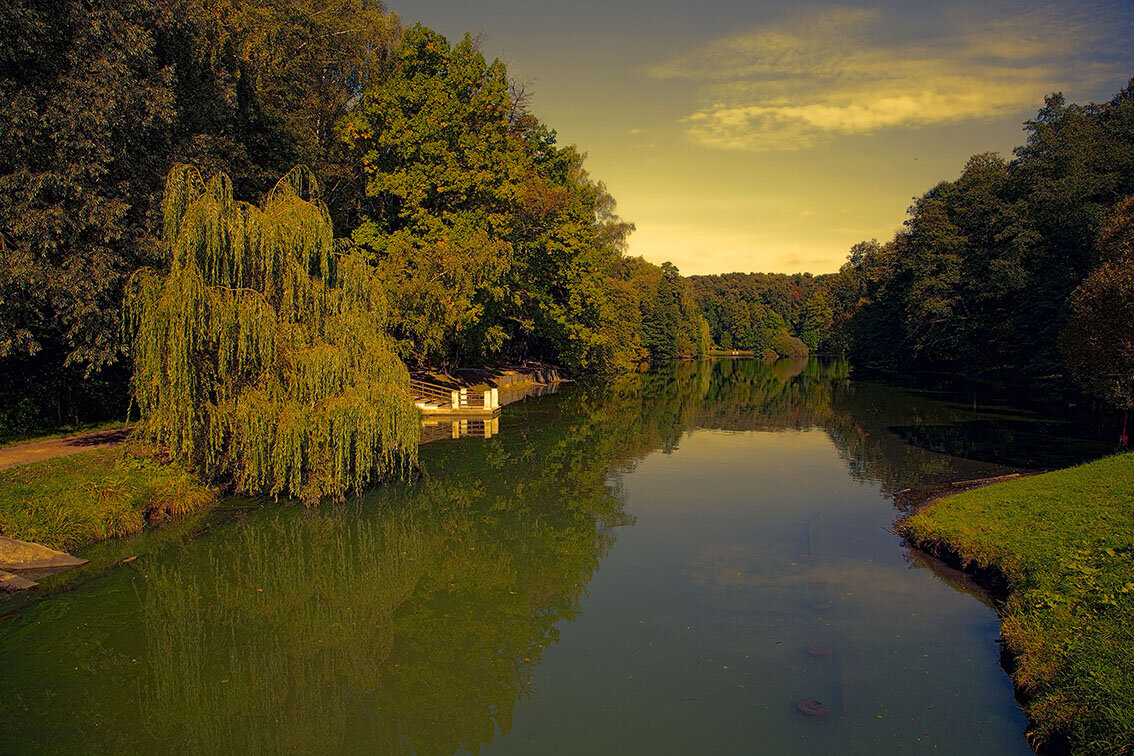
[636,358,1109,497]
[0,357,1108,754]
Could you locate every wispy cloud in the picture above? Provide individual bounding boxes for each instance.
[649,5,1125,151]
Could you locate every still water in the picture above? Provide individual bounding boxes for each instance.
[0,359,1112,754]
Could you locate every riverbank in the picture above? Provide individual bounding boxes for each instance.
[0,366,562,573]
[0,444,217,555]
[900,452,1134,755]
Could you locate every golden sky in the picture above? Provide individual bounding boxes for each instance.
[400,1,1133,275]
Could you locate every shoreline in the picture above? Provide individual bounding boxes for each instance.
[0,445,220,593]
[1,363,569,594]
[899,530,1067,755]
[895,473,1054,752]
[897,454,1134,756]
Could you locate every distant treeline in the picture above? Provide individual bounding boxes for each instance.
[691,81,1134,408]
[0,0,710,436]
[688,272,824,357]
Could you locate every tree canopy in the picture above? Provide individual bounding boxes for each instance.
[810,80,1134,404]
[688,271,822,356]
[0,0,401,434]
[342,24,686,371]
[10,0,1129,447]
[1,5,718,438]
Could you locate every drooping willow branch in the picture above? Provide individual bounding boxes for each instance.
[127,165,419,503]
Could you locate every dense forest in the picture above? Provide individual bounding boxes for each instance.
[827,85,1134,383]
[689,271,825,357]
[0,0,708,438]
[691,80,1134,412]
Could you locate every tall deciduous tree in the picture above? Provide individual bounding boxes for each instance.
[642,263,682,362]
[800,291,833,352]
[343,24,526,364]
[0,0,183,369]
[343,23,644,370]
[1061,197,1134,409]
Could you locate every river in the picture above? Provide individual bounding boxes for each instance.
[0,358,1113,754]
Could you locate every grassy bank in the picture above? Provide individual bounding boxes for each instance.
[0,446,217,553]
[901,452,1134,755]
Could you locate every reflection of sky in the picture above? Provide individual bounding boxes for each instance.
[483,428,1032,755]
[392,0,1134,275]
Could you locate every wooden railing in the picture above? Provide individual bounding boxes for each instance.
[408,377,500,411]
[408,378,453,405]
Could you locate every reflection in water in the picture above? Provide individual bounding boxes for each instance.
[421,416,501,444]
[140,498,608,755]
[650,357,1109,498]
[418,381,561,445]
[0,358,1108,754]
[1,369,646,754]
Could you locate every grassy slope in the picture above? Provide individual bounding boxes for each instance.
[901,452,1134,755]
[0,446,216,553]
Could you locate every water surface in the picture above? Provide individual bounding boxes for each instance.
[0,359,1111,754]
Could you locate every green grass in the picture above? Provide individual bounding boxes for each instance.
[901,452,1134,755]
[0,445,217,553]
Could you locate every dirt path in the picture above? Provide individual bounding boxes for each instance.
[0,427,134,471]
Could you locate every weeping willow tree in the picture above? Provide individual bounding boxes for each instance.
[127,165,418,503]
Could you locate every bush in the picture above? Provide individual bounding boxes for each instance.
[769,331,810,359]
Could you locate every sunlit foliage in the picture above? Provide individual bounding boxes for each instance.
[127,165,418,503]
[689,271,827,354]
[635,262,708,361]
[343,24,674,370]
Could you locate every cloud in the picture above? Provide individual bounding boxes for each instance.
[649,4,1126,151]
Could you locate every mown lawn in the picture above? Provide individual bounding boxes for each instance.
[901,452,1134,756]
[0,446,216,553]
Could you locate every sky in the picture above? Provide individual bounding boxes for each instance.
[393,0,1134,276]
